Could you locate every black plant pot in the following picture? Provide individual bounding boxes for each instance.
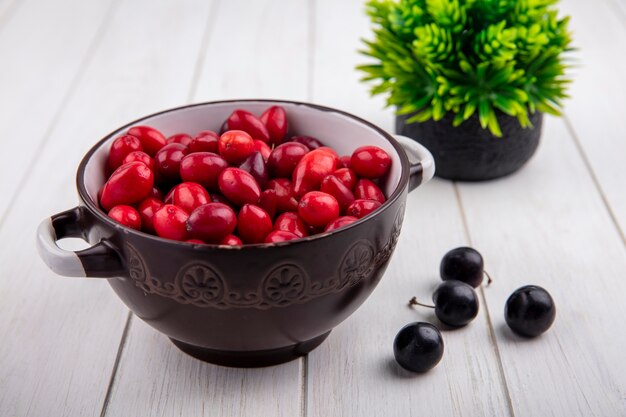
[396,110,543,181]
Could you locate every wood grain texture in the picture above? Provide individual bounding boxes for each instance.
[457,116,626,416]
[104,1,310,416]
[0,0,20,27]
[0,0,115,221]
[306,1,512,416]
[307,184,514,417]
[104,317,303,417]
[0,0,213,416]
[192,0,310,102]
[310,0,394,131]
[608,0,626,24]
[2,0,625,416]
[558,0,626,239]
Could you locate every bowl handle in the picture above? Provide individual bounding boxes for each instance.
[394,134,436,192]
[36,207,124,278]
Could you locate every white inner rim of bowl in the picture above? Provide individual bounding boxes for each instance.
[84,101,404,204]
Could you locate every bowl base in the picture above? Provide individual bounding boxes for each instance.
[170,331,332,368]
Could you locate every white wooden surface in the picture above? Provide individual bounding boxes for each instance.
[1,0,625,416]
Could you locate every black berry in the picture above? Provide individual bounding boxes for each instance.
[393,322,444,373]
[432,281,480,327]
[505,285,556,337]
[440,247,489,288]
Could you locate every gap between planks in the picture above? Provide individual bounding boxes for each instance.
[0,0,22,34]
[563,0,626,252]
[452,183,516,417]
[93,1,240,416]
[99,312,133,417]
[562,116,626,250]
[187,0,221,103]
[306,0,317,106]
[300,1,317,415]
[0,0,121,230]
[606,0,626,25]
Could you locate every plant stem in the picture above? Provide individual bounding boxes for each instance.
[484,270,493,286]
[408,296,435,309]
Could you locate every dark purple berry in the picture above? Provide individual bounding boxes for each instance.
[440,247,487,288]
[393,322,444,373]
[505,285,556,337]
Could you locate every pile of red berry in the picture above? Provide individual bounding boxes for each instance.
[98,106,392,245]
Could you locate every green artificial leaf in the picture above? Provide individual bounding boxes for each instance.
[357,0,573,136]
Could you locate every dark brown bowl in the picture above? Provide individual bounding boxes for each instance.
[36,100,434,367]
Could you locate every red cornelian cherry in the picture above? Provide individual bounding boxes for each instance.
[238,151,268,188]
[108,205,142,230]
[227,109,270,143]
[127,125,167,157]
[318,146,342,168]
[219,120,229,135]
[149,187,164,200]
[320,175,355,213]
[153,204,189,241]
[354,179,386,204]
[186,239,205,244]
[259,105,288,145]
[179,152,228,191]
[108,135,143,171]
[268,142,309,178]
[100,161,154,211]
[220,234,242,246]
[123,151,155,171]
[219,130,255,164]
[137,197,164,233]
[237,204,273,244]
[266,178,299,213]
[170,182,211,213]
[210,193,236,210]
[253,139,272,161]
[167,133,193,146]
[333,168,358,190]
[163,186,174,204]
[155,143,189,181]
[298,191,340,228]
[292,149,337,197]
[265,230,300,243]
[188,130,219,153]
[346,199,382,219]
[274,212,309,237]
[324,215,358,232]
[258,189,278,219]
[187,202,237,243]
[101,107,393,244]
[350,146,392,179]
[289,135,323,150]
[218,167,261,206]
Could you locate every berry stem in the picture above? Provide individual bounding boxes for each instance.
[408,296,435,309]
[484,270,493,286]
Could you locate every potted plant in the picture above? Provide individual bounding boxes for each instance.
[358,0,573,181]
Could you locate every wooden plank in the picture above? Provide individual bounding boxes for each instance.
[307,1,512,416]
[0,0,20,25]
[192,0,310,102]
[105,318,303,417]
[609,0,626,18]
[0,0,214,416]
[558,0,626,239]
[457,116,626,416]
[0,0,115,221]
[309,0,394,131]
[104,1,310,416]
[307,183,514,417]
